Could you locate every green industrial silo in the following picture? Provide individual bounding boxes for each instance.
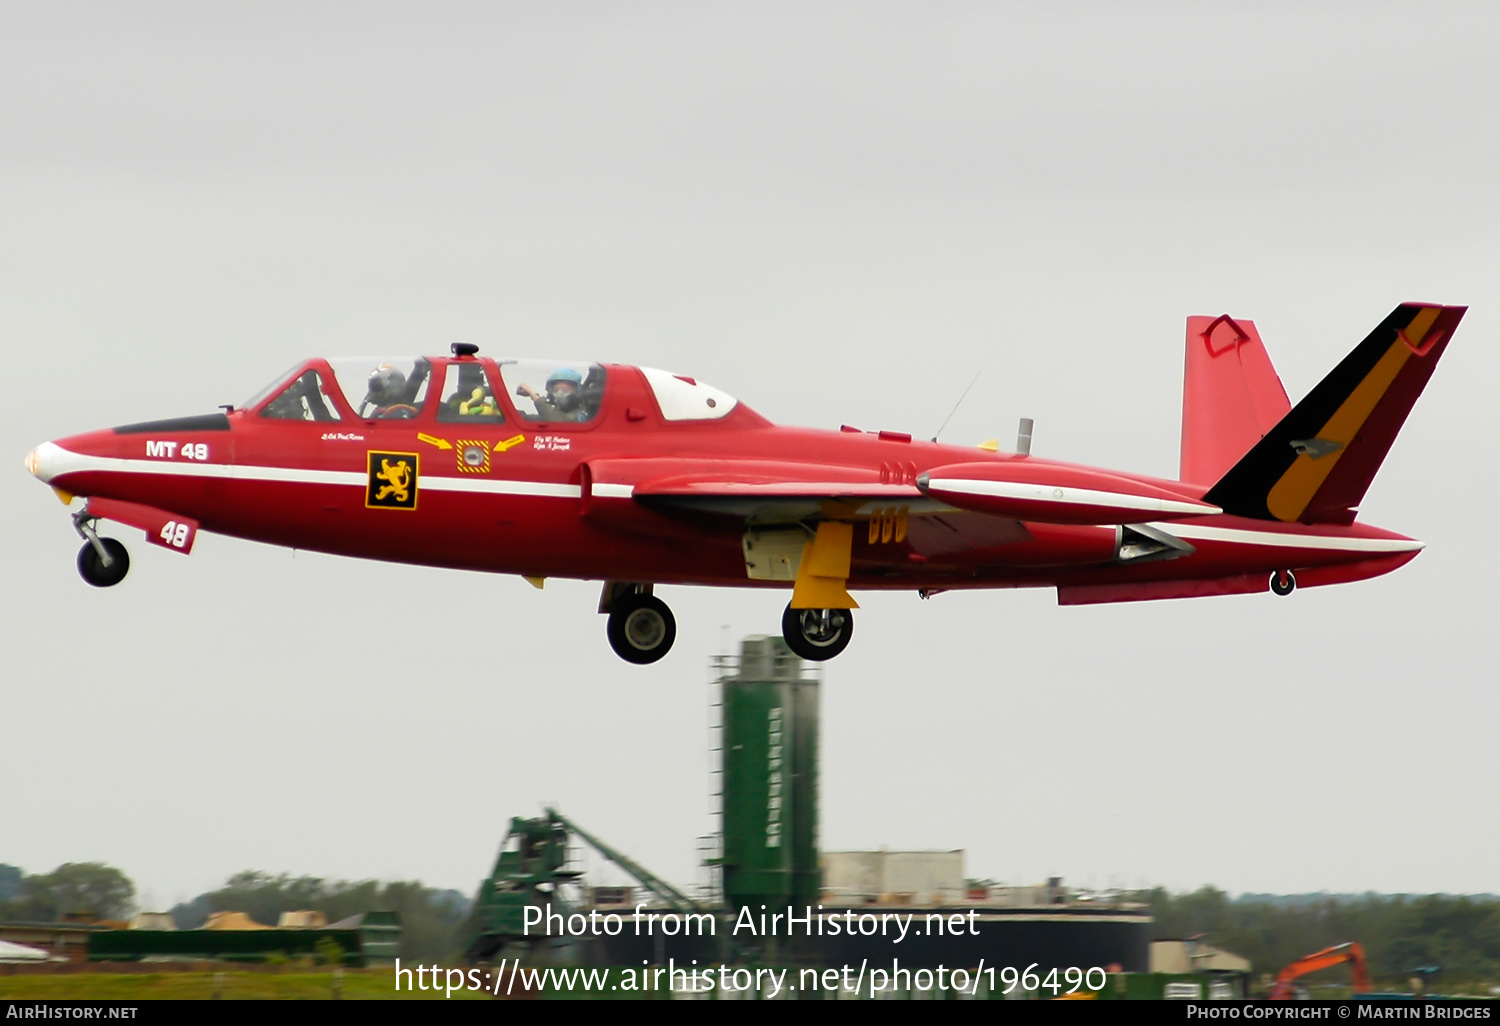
[718,635,820,917]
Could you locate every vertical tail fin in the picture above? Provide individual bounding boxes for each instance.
[1180,315,1292,485]
[1203,303,1466,524]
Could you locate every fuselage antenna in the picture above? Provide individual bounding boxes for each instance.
[931,370,982,442]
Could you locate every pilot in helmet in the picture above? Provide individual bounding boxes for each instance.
[517,367,587,422]
[366,363,414,418]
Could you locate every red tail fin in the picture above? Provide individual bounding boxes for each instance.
[1179,315,1291,486]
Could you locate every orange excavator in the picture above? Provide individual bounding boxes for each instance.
[1269,942,1372,999]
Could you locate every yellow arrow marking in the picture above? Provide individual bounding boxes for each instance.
[495,434,527,453]
[417,433,452,450]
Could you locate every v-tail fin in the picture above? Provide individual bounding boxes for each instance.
[1180,314,1291,485]
[1203,302,1466,524]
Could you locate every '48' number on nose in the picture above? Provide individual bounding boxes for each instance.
[160,521,191,548]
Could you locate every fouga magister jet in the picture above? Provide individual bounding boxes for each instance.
[25,303,1463,664]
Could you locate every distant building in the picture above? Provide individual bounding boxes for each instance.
[1150,939,1252,974]
[277,910,328,929]
[0,939,52,963]
[128,913,176,931]
[589,886,634,908]
[822,850,966,905]
[202,911,271,931]
[91,911,401,966]
[0,922,105,962]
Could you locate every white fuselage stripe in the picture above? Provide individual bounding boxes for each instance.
[31,445,1425,549]
[590,483,636,498]
[425,477,580,498]
[927,476,1217,516]
[36,444,583,499]
[1160,523,1422,553]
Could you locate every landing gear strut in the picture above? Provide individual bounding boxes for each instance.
[605,587,676,664]
[781,604,854,661]
[1270,569,1297,596]
[73,512,129,588]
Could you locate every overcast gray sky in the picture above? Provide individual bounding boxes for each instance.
[4,1,1498,911]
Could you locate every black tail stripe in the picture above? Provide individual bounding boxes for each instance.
[1203,305,1423,520]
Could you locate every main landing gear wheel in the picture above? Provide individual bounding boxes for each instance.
[1270,570,1297,596]
[607,593,677,664]
[77,538,129,588]
[782,604,854,661]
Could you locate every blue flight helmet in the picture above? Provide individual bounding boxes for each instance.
[546,367,585,413]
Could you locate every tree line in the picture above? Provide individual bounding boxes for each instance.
[6,863,1498,977]
[0,862,134,923]
[169,871,473,961]
[0,863,472,961]
[1144,886,1500,983]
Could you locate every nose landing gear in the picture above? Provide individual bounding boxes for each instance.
[73,512,129,587]
[782,604,854,661]
[604,586,677,664]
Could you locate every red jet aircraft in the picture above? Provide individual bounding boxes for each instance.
[26,303,1463,664]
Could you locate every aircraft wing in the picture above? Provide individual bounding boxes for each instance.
[583,458,1036,572]
[585,457,941,523]
[630,474,940,522]
[585,456,1214,528]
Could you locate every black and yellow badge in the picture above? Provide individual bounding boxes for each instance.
[366,451,419,510]
[457,440,490,474]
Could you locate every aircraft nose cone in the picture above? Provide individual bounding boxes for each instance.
[25,441,58,483]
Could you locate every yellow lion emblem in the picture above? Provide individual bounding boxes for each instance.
[374,459,412,503]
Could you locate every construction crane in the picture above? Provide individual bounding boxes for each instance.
[466,807,706,963]
[544,807,705,916]
[465,812,584,962]
[1269,941,1373,999]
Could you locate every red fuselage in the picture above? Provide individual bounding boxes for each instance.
[27,355,1420,605]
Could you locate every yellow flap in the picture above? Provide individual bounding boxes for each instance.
[790,523,859,609]
[804,521,853,578]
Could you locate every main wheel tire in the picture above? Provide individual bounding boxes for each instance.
[1270,569,1297,596]
[781,604,854,661]
[77,538,130,588]
[607,593,676,664]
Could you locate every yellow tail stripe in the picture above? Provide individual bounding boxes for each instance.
[1266,307,1439,521]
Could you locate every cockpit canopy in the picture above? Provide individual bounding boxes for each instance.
[243,355,739,425]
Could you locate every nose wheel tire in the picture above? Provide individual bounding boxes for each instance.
[77,538,130,588]
[1270,570,1297,596]
[782,604,854,661]
[607,593,676,664]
